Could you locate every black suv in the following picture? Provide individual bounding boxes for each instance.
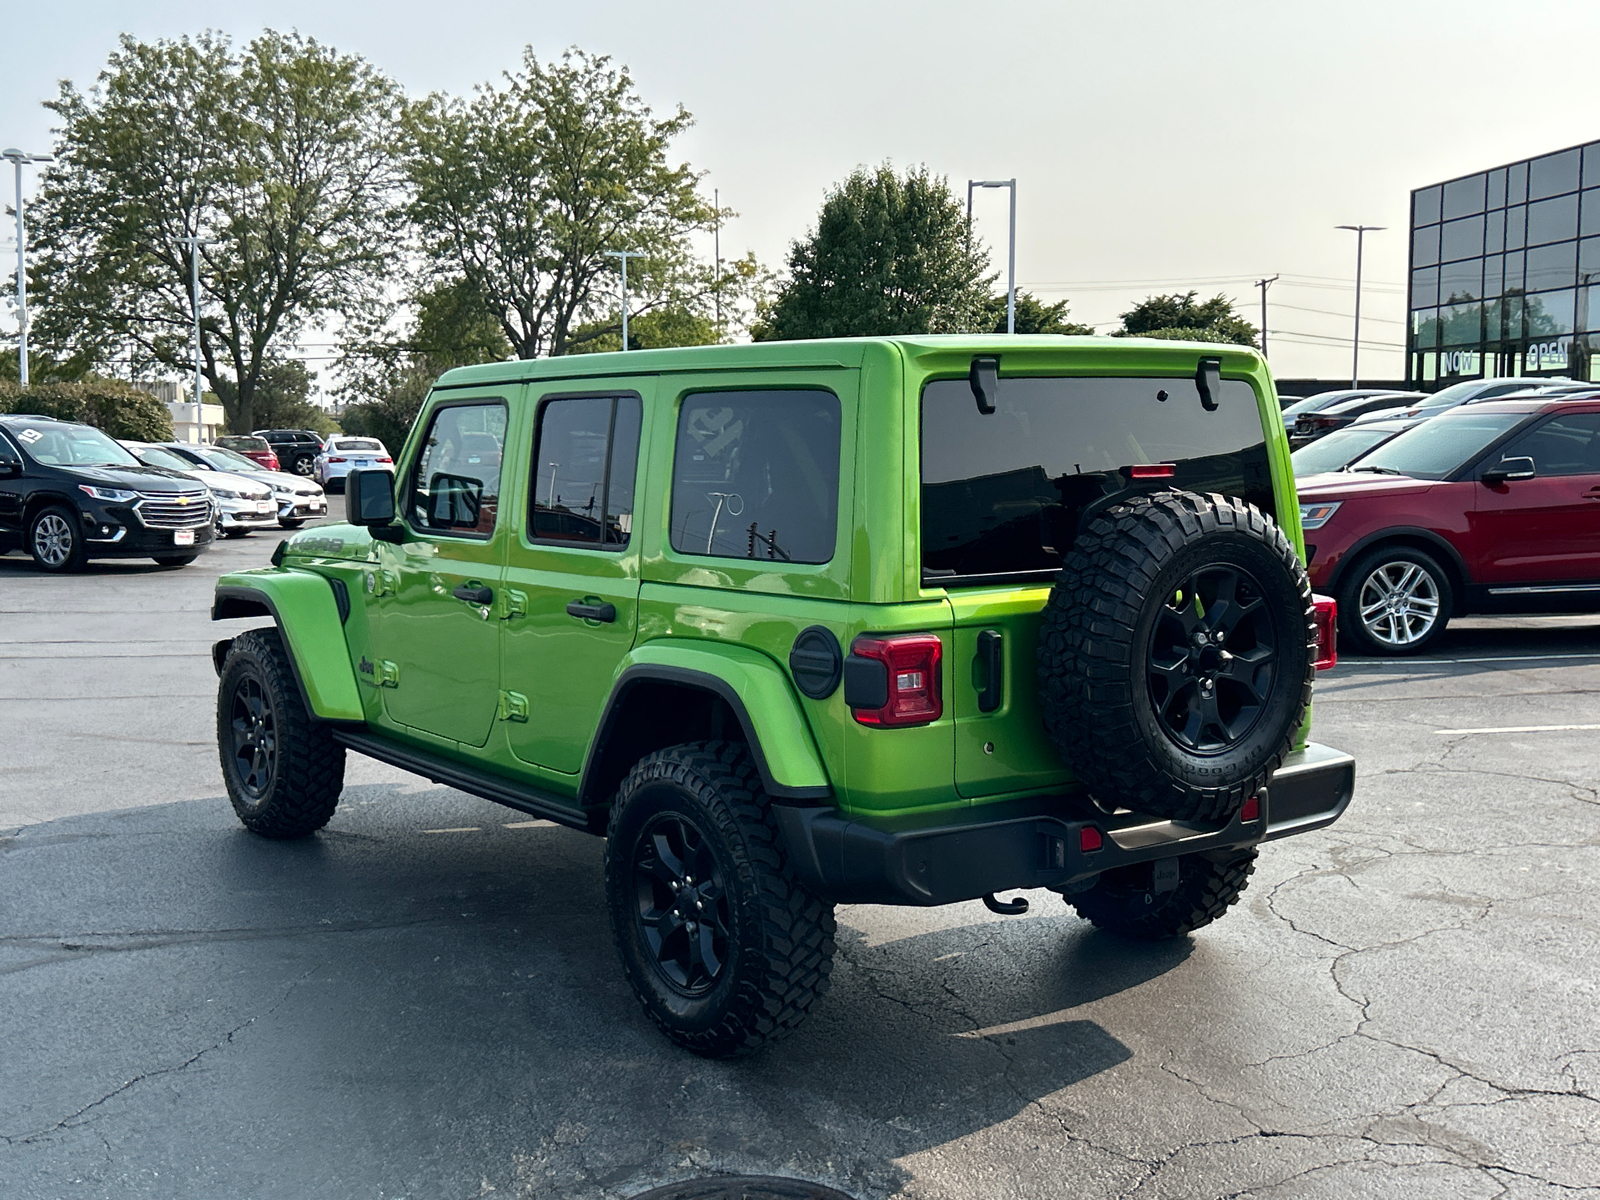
[252,429,323,478]
[0,415,215,571]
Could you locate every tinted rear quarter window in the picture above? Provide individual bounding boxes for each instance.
[921,375,1271,581]
[670,390,841,565]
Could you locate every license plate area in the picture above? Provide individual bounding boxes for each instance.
[174,528,196,546]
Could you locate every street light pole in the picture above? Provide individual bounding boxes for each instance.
[3,149,54,387]
[968,179,1017,333]
[1337,225,1385,388]
[604,249,641,350]
[178,236,219,443]
[1254,275,1279,363]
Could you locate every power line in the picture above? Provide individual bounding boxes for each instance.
[1272,301,1406,325]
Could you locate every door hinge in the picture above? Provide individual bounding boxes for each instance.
[497,690,529,722]
[363,569,399,597]
[501,588,528,619]
[358,657,401,688]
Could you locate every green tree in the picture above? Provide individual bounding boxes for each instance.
[405,47,717,360]
[0,378,173,441]
[219,359,335,434]
[983,290,1095,335]
[1116,291,1258,347]
[29,30,406,435]
[754,165,995,340]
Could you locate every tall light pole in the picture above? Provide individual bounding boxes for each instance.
[1337,225,1384,388]
[1254,275,1279,363]
[713,188,722,341]
[4,149,54,386]
[604,249,642,351]
[968,179,1017,333]
[178,236,219,443]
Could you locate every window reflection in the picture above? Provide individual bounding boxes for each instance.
[1413,224,1440,267]
[1487,168,1508,209]
[1527,193,1579,245]
[1438,258,1481,302]
[1585,145,1600,190]
[1529,148,1581,200]
[1526,289,1575,338]
[1413,185,1442,226]
[1581,192,1600,239]
[1442,174,1485,219]
[1527,241,1577,291]
[1440,215,1484,261]
[1411,266,1439,307]
[1506,205,1526,250]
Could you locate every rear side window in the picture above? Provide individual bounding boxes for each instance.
[1498,413,1600,476]
[921,375,1271,582]
[530,395,642,547]
[670,390,841,565]
[407,401,508,537]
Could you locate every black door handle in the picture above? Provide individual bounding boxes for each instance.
[567,599,617,623]
[452,583,493,605]
[977,629,1003,713]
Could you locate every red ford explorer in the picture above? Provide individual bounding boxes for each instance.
[1297,395,1600,655]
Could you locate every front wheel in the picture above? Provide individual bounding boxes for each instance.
[1337,545,1453,656]
[1067,849,1258,939]
[604,741,836,1057]
[217,627,345,838]
[28,505,86,573]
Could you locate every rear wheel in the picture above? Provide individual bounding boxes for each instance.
[292,456,316,477]
[1337,545,1452,656]
[1067,849,1258,939]
[604,741,835,1057]
[28,505,86,573]
[217,627,345,838]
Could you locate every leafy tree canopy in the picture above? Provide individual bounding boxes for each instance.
[0,378,173,441]
[1116,291,1258,347]
[28,30,406,435]
[753,165,996,341]
[405,47,717,360]
[984,290,1095,335]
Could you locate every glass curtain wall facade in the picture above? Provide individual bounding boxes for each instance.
[1409,141,1600,388]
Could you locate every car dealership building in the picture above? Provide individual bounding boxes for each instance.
[1409,139,1600,389]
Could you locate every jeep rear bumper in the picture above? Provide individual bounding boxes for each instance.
[773,742,1355,907]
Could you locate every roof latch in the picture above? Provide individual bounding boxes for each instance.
[970,355,999,415]
[1196,357,1221,412]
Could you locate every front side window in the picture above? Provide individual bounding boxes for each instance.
[670,390,841,565]
[530,395,642,546]
[920,375,1270,581]
[1498,413,1600,476]
[407,402,507,537]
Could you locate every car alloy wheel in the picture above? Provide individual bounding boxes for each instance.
[1145,563,1278,754]
[631,811,732,996]
[228,675,278,798]
[293,457,315,476]
[1358,560,1441,648]
[32,512,74,568]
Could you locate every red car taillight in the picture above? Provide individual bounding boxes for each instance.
[1312,595,1338,670]
[264,453,280,471]
[327,456,346,463]
[377,456,392,463]
[846,634,943,727]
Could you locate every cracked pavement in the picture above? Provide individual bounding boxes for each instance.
[2,538,1599,1198]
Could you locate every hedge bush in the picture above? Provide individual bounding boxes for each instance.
[0,380,174,442]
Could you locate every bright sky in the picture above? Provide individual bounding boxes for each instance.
[7,0,1600,385]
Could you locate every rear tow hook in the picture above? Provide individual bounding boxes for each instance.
[982,892,1030,915]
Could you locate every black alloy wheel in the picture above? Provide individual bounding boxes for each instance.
[1147,564,1277,754]
[632,812,732,995]
[228,675,278,798]
[292,455,316,476]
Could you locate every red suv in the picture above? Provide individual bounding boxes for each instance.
[1298,396,1600,655]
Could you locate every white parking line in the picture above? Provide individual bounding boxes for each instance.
[421,826,481,834]
[503,819,555,829]
[1353,652,1600,667]
[1436,723,1600,735]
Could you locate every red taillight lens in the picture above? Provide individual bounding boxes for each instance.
[1079,826,1103,852]
[849,634,943,727]
[1130,463,1176,479]
[1312,594,1337,670]
[1240,795,1261,822]
[328,456,346,463]
[265,455,279,470]
[377,456,392,463]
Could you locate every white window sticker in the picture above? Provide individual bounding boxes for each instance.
[18,428,43,444]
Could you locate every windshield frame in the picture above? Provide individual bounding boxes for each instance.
[1345,410,1532,481]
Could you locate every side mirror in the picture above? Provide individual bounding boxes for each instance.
[347,468,398,529]
[0,456,19,478]
[1482,456,1536,487]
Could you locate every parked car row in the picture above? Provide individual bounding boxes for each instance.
[1285,378,1595,449]
[0,413,329,572]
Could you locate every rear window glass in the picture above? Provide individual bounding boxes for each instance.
[334,439,384,452]
[670,390,841,565]
[921,375,1271,582]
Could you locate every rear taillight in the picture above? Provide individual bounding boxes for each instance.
[846,634,943,727]
[377,456,392,463]
[1129,463,1176,479]
[328,456,346,463]
[1312,595,1337,670]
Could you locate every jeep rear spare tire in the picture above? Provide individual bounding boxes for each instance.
[1038,490,1314,823]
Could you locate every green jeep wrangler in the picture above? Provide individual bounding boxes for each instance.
[211,336,1353,1057]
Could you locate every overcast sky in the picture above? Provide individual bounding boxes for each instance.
[7,0,1600,385]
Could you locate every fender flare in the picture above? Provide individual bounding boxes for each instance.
[1325,526,1470,604]
[211,569,364,722]
[579,641,833,808]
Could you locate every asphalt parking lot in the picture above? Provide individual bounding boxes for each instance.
[2,530,1598,1200]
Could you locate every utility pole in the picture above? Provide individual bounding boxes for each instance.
[178,236,219,443]
[968,179,1017,333]
[1337,225,1384,388]
[1254,275,1279,362]
[713,188,722,341]
[604,249,642,351]
[3,149,54,386]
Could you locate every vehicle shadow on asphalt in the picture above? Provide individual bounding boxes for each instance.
[1,786,1189,1194]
